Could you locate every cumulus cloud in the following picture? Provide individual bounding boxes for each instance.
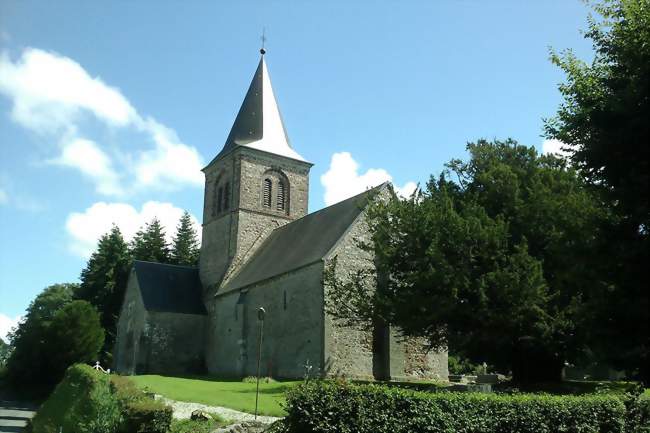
[65,201,201,258]
[542,138,572,159]
[0,313,22,343]
[0,48,203,195]
[52,138,123,196]
[321,152,417,206]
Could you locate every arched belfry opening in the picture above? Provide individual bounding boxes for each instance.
[261,169,290,215]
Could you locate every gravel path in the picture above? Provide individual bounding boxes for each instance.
[154,395,281,425]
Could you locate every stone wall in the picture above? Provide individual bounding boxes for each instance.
[206,262,323,379]
[323,191,448,381]
[200,147,311,292]
[145,312,207,374]
[114,271,148,374]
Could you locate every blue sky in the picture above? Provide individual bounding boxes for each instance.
[0,0,594,339]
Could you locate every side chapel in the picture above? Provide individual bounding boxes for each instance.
[114,50,448,381]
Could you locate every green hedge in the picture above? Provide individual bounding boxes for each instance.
[285,381,628,433]
[30,364,172,433]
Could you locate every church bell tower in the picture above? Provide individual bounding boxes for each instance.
[200,50,313,293]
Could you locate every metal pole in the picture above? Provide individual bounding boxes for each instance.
[254,307,266,420]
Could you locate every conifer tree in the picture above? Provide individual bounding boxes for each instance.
[129,218,170,263]
[77,225,131,364]
[171,211,200,266]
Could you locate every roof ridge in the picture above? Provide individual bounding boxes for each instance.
[133,260,198,270]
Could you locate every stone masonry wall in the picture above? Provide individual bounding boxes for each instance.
[145,312,207,374]
[206,262,323,379]
[114,271,147,374]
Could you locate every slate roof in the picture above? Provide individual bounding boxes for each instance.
[205,54,306,168]
[133,261,206,315]
[220,184,385,294]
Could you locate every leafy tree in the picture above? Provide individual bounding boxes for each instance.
[46,301,105,382]
[77,225,131,365]
[170,211,200,266]
[130,218,170,263]
[326,140,604,383]
[5,283,75,393]
[0,337,9,368]
[545,0,649,382]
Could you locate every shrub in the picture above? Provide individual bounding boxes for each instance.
[120,399,173,433]
[30,364,120,433]
[285,381,628,433]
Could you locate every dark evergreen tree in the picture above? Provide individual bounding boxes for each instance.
[326,140,604,384]
[545,0,649,383]
[129,218,170,263]
[171,211,200,266]
[77,225,131,365]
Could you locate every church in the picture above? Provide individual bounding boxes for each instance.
[114,50,448,381]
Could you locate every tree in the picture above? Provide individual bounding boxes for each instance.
[46,301,104,382]
[5,283,75,392]
[326,140,604,383]
[130,218,170,263]
[0,337,9,368]
[545,0,649,382]
[171,211,200,266]
[77,225,131,365]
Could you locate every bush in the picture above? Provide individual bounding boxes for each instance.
[30,364,173,433]
[30,364,120,433]
[120,400,173,433]
[285,381,628,433]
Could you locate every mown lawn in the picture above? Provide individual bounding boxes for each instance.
[131,375,300,417]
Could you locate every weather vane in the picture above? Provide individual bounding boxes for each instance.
[260,27,267,55]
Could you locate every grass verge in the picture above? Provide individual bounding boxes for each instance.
[131,375,300,417]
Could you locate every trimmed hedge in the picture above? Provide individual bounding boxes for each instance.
[285,381,628,433]
[120,399,173,433]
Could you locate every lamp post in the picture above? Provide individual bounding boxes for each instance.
[254,307,266,420]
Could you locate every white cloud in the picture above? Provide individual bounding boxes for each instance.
[542,139,572,159]
[320,152,416,206]
[52,138,123,196]
[65,201,201,258]
[0,48,203,195]
[0,48,136,133]
[0,313,22,343]
[0,187,7,205]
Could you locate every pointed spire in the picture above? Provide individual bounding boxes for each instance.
[209,53,306,165]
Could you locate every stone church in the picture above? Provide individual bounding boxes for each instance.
[114,51,448,381]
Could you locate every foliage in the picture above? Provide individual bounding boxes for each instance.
[326,139,604,382]
[170,416,230,433]
[77,225,131,365]
[131,374,299,417]
[31,364,121,433]
[447,355,485,376]
[46,300,105,384]
[545,0,649,384]
[284,381,628,433]
[5,283,75,393]
[130,218,171,263]
[119,399,173,433]
[0,337,9,368]
[170,211,200,266]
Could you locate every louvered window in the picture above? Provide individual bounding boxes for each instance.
[263,178,272,207]
[223,182,230,210]
[277,181,285,211]
[217,187,223,213]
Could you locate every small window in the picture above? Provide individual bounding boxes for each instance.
[283,290,287,310]
[263,178,272,207]
[217,187,223,213]
[277,181,285,211]
[223,182,230,210]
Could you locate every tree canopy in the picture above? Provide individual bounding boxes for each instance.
[130,218,170,263]
[171,211,200,266]
[326,140,605,383]
[545,0,649,382]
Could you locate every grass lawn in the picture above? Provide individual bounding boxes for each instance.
[131,375,300,417]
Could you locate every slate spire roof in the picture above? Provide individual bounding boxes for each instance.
[208,51,307,166]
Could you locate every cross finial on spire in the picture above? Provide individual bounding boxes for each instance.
[260,27,267,55]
